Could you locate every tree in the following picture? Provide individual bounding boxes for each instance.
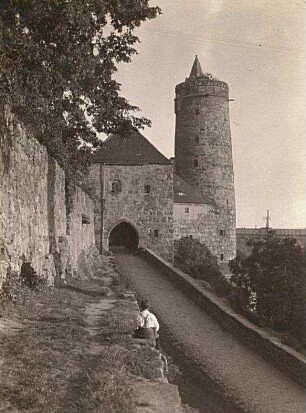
[0,1,161,177]
[229,231,305,341]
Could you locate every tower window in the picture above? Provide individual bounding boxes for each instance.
[111,180,121,194]
[185,207,190,214]
[219,229,225,236]
[221,254,224,261]
[195,108,200,115]
[82,214,90,225]
[195,135,199,144]
[144,184,151,193]
[154,229,159,237]
[193,159,198,167]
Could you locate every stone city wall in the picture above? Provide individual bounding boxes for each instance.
[80,163,102,251]
[0,105,95,287]
[236,228,306,256]
[69,185,95,276]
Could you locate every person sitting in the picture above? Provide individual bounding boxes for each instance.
[134,299,160,348]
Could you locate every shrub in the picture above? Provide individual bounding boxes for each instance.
[1,263,45,304]
[174,236,229,296]
[2,267,27,303]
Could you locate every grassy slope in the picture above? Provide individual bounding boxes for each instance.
[0,271,163,413]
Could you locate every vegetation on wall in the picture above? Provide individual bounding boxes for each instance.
[229,230,306,350]
[0,1,161,181]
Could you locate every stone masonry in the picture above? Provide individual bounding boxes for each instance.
[0,105,95,287]
[174,57,236,261]
[86,163,174,262]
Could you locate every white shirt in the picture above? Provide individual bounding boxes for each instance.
[137,309,160,332]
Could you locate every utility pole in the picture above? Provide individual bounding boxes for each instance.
[263,209,271,229]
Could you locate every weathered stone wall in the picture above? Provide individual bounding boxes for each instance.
[0,105,95,287]
[174,75,236,262]
[174,204,236,261]
[87,163,174,261]
[69,186,95,275]
[81,163,102,251]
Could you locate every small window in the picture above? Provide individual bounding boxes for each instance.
[185,207,189,214]
[154,229,159,237]
[193,159,198,167]
[111,180,121,194]
[221,254,224,261]
[219,229,225,236]
[144,184,151,194]
[82,214,90,225]
[195,108,200,115]
[195,135,199,144]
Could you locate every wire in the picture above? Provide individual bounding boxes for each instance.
[138,27,304,56]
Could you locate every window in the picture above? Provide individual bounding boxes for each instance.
[111,180,121,194]
[219,229,225,236]
[195,135,199,144]
[144,184,151,194]
[185,207,190,214]
[195,108,200,115]
[221,254,224,261]
[193,159,198,167]
[82,214,90,225]
[154,229,159,237]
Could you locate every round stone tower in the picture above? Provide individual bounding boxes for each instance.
[174,56,236,261]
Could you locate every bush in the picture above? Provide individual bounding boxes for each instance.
[174,237,229,296]
[1,263,45,304]
[2,268,27,303]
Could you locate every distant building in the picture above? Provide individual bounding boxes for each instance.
[236,228,306,256]
[83,56,237,263]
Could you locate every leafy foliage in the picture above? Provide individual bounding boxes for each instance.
[0,1,161,178]
[229,231,306,346]
[174,236,229,296]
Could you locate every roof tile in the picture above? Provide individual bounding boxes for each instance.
[93,130,170,165]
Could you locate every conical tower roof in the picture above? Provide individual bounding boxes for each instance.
[190,55,203,77]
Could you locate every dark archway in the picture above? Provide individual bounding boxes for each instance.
[109,222,139,250]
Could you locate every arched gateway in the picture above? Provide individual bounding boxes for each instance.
[109,222,139,250]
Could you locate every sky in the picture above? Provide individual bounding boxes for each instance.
[114,0,305,229]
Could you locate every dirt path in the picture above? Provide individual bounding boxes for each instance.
[114,251,306,413]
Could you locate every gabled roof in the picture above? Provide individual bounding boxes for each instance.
[174,173,214,205]
[93,130,170,165]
